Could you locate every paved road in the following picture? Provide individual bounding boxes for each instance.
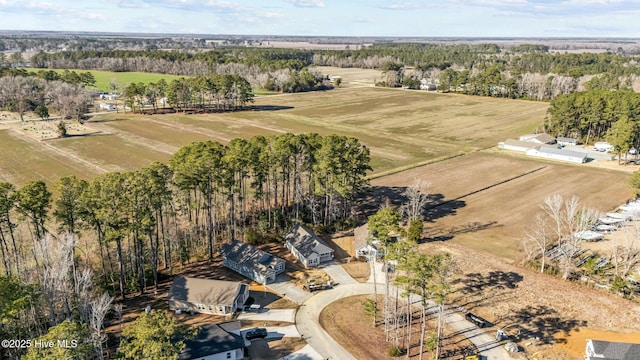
[237,309,296,323]
[322,261,358,285]
[267,275,313,304]
[298,262,512,360]
[296,283,377,360]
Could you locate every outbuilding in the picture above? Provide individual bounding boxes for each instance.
[525,146,588,164]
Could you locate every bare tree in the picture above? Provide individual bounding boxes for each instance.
[401,178,431,221]
[90,292,114,360]
[522,214,553,273]
[610,221,640,278]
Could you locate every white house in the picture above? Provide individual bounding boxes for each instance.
[220,240,286,284]
[284,224,334,268]
[556,136,580,146]
[99,103,116,111]
[180,322,245,360]
[167,276,249,316]
[525,146,588,164]
[420,79,437,91]
[585,339,640,360]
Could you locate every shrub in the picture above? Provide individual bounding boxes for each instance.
[388,345,403,357]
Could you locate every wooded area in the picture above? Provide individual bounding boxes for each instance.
[0,133,370,359]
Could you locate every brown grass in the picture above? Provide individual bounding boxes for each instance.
[371,152,632,260]
[341,261,370,283]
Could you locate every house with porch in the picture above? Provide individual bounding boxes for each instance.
[284,224,334,267]
[220,240,285,284]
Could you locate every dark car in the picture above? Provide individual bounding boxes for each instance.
[465,313,488,328]
[246,328,268,340]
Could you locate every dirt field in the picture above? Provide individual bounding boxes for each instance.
[370,152,632,260]
[0,86,548,185]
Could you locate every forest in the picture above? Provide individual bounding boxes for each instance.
[13,42,640,100]
[0,133,371,359]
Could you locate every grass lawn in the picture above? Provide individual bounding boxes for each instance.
[21,68,186,92]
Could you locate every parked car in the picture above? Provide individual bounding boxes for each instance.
[244,304,261,312]
[629,148,638,155]
[246,328,268,340]
[465,313,488,328]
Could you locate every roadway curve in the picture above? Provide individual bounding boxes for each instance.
[294,282,511,360]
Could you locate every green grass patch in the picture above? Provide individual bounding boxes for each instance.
[22,68,186,91]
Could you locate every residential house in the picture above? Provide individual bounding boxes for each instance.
[284,224,334,267]
[585,339,640,360]
[167,276,249,315]
[220,240,285,284]
[420,79,437,91]
[180,322,245,360]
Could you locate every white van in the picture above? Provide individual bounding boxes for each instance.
[594,142,614,152]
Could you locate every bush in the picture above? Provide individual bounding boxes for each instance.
[388,345,403,357]
[245,228,261,245]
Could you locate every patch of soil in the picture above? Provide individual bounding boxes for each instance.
[555,329,640,359]
[320,294,476,359]
[341,261,370,283]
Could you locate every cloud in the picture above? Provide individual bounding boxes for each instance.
[107,0,150,8]
[285,0,325,8]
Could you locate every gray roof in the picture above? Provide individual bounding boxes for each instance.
[589,340,640,360]
[536,146,588,159]
[503,139,557,150]
[285,224,334,258]
[521,133,556,144]
[180,322,244,360]
[220,240,284,273]
[557,136,579,143]
[167,276,244,306]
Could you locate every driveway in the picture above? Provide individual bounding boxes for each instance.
[237,309,296,323]
[278,344,324,360]
[267,275,313,304]
[322,261,358,285]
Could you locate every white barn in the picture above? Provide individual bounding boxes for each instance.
[519,133,556,144]
[499,139,557,153]
[525,146,588,164]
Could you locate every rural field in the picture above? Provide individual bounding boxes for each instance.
[22,68,185,92]
[0,86,548,185]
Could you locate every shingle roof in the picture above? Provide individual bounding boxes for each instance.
[220,240,284,273]
[285,224,334,259]
[180,322,244,360]
[590,340,640,360]
[167,276,243,306]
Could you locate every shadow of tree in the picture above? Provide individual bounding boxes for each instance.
[459,271,524,294]
[424,220,499,243]
[503,305,587,345]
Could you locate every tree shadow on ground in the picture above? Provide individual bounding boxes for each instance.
[358,186,466,224]
[502,305,587,345]
[423,220,499,243]
[247,105,294,111]
[451,271,524,310]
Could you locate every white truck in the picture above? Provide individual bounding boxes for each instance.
[593,141,614,152]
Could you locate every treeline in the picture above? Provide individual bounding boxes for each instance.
[546,90,640,149]
[27,43,640,100]
[0,133,371,299]
[0,75,91,120]
[123,74,254,113]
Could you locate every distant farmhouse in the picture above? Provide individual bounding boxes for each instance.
[180,321,245,360]
[499,136,588,164]
[167,276,248,316]
[284,224,334,267]
[220,240,285,284]
[585,339,640,360]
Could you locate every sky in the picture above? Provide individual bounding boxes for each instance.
[0,0,639,38]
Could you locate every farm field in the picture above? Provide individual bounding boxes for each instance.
[0,129,101,184]
[371,152,632,259]
[1,86,548,185]
[311,66,384,87]
[21,68,185,92]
